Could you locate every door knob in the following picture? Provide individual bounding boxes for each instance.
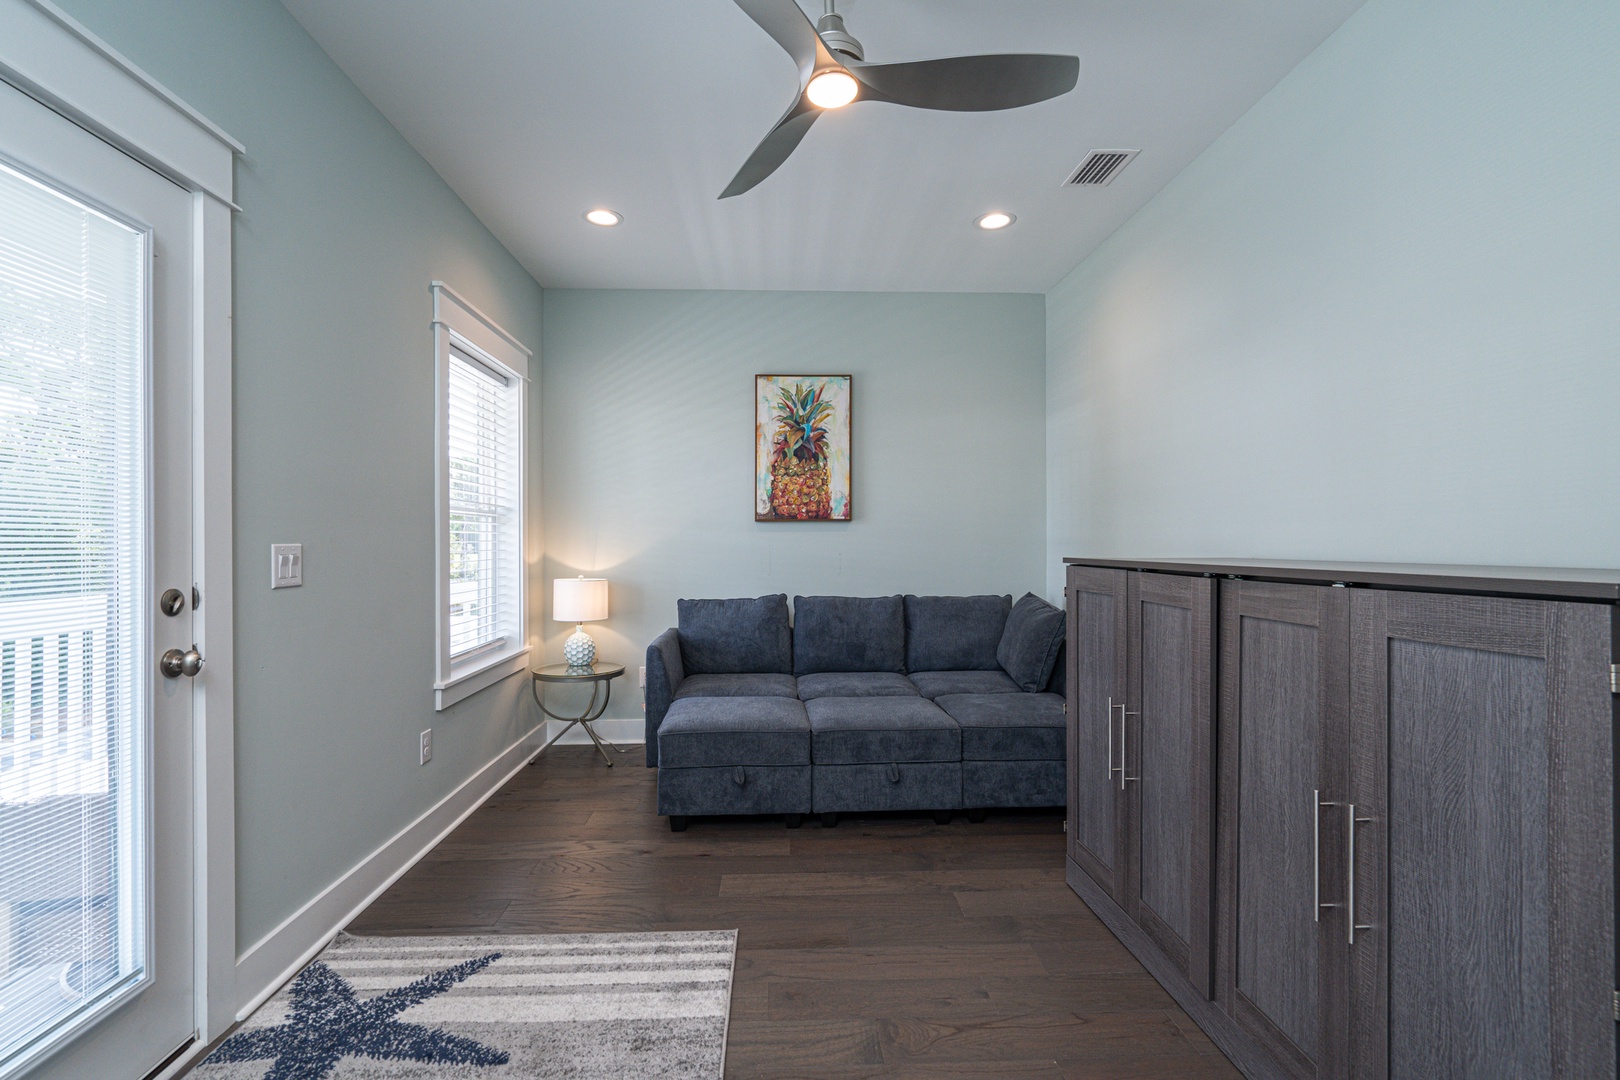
[160,645,205,679]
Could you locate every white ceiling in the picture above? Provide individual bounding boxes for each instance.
[281,0,1366,293]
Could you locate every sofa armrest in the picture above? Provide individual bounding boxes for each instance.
[645,628,685,767]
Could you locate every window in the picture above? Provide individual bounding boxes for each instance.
[432,283,528,708]
[0,156,148,1070]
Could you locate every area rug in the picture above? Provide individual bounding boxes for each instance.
[192,930,736,1079]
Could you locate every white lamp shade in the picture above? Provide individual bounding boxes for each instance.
[554,577,609,623]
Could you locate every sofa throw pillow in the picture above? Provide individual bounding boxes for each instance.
[677,594,793,675]
[904,594,1012,672]
[792,595,906,675]
[996,593,1065,692]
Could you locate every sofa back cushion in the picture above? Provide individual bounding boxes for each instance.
[792,595,905,675]
[997,592,1066,692]
[904,594,1012,672]
[677,594,793,675]
[1044,640,1066,697]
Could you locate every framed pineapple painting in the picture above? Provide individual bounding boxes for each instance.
[755,374,852,521]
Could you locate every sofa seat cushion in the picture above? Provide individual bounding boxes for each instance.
[908,670,1020,700]
[795,671,919,701]
[792,595,905,675]
[674,673,798,700]
[806,696,960,764]
[997,593,1066,692]
[904,594,1011,672]
[657,696,810,768]
[936,693,1065,761]
[677,594,792,674]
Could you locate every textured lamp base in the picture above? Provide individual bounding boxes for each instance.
[563,628,596,667]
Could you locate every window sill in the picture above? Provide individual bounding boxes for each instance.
[435,646,531,710]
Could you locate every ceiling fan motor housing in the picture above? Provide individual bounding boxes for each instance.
[815,12,864,60]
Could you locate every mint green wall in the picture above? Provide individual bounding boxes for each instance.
[55,0,546,951]
[1046,0,1620,589]
[541,290,1047,719]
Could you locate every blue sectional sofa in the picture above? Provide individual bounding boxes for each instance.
[645,592,1065,831]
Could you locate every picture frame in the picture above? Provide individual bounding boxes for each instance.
[754,374,852,521]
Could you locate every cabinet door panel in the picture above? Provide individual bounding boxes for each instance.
[1128,572,1214,994]
[1350,591,1614,1080]
[1067,565,1129,905]
[1139,599,1193,942]
[1388,639,1549,1077]
[1216,580,1348,1080]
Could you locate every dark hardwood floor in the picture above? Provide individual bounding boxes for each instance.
[348,745,1240,1078]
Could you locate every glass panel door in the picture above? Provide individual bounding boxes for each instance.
[0,73,196,1080]
[0,155,149,1069]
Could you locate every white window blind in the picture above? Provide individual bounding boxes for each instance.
[0,159,147,1067]
[445,347,521,664]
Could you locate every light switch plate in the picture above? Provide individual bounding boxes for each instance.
[271,543,302,589]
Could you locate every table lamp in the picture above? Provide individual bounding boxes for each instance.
[554,575,609,667]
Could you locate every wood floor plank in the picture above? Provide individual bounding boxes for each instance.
[954,884,1095,917]
[341,745,1237,1078]
[767,972,1178,1020]
[718,867,1063,897]
[734,1061,1066,1079]
[723,1019,884,1070]
[739,944,1049,981]
[876,1010,1194,1064]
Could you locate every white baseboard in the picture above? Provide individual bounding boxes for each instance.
[231,725,547,1020]
[543,717,645,746]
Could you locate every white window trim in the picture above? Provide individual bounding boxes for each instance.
[0,0,239,1068]
[431,281,530,710]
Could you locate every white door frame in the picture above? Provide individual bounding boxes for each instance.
[0,0,238,1072]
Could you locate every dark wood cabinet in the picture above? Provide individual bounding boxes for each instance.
[1348,590,1615,1079]
[1064,559,1619,1080]
[1216,580,1349,1079]
[1126,571,1214,995]
[1066,564,1129,907]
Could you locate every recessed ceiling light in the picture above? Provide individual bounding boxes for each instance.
[806,70,859,109]
[976,211,1015,230]
[585,209,621,227]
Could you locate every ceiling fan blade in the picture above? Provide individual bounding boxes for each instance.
[719,95,821,199]
[848,53,1079,112]
[732,0,840,79]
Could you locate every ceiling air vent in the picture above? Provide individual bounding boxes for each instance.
[1064,149,1139,187]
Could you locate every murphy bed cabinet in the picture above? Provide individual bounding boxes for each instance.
[1063,559,1620,1080]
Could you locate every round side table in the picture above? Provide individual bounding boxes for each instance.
[531,661,629,766]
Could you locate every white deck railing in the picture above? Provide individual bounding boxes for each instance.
[0,594,115,804]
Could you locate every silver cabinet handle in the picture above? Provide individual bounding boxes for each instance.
[1314,790,1341,922]
[1347,803,1373,944]
[1106,698,1119,780]
[1119,709,1139,788]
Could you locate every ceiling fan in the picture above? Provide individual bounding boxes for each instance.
[721,0,1080,198]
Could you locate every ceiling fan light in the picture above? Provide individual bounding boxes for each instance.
[584,209,621,227]
[976,212,1015,230]
[806,70,859,110]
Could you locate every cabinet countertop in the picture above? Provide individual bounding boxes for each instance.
[1061,557,1620,602]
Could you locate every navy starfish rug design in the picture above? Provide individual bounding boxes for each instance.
[191,930,736,1079]
[202,954,509,1079]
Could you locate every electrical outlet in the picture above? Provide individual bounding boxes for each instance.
[639,666,646,687]
[419,728,432,765]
